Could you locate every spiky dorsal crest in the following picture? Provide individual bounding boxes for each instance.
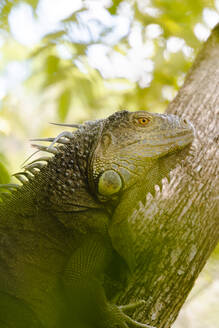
[0,122,82,201]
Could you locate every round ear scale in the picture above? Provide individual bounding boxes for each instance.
[98,170,122,197]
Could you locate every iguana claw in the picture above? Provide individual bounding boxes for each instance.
[103,302,156,328]
[118,300,146,313]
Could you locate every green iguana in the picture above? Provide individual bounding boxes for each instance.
[0,110,194,328]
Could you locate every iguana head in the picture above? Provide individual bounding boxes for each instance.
[89,110,194,203]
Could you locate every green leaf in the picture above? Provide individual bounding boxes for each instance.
[210,243,219,260]
[0,0,17,30]
[0,161,10,184]
[61,8,85,23]
[45,55,60,75]
[0,0,39,30]
[57,89,72,121]
[30,43,54,58]
[42,30,66,43]
[108,0,123,15]
[24,0,39,10]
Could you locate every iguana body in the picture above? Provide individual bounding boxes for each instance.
[0,110,194,328]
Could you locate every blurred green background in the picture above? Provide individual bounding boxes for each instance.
[0,1,218,327]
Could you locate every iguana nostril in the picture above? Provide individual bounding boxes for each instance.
[181,118,190,126]
[180,118,193,130]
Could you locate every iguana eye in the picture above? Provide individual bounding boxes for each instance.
[136,117,150,126]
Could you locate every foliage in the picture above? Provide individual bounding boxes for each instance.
[0,0,218,128]
[0,154,10,184]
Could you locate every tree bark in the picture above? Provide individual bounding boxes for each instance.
[117,24,219,328]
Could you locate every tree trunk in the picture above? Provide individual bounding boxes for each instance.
[117,24,219,328]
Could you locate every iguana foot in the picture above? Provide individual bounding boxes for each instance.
[101,301,156,328]
[118,300,146,313]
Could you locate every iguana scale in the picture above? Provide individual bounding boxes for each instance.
[0,110,194,328]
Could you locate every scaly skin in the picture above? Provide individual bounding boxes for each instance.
[0,110,194,328]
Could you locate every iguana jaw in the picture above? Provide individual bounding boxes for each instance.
[114,142,193,214]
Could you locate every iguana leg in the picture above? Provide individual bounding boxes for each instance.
[63,235,155,328]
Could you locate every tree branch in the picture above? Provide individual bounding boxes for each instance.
[118,24,219,328]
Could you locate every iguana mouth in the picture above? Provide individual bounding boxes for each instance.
[121,122,194,160]
[131,129,194,147]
